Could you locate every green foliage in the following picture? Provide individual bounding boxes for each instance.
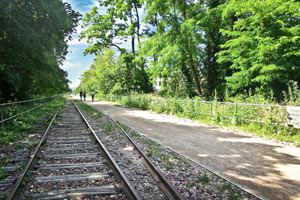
[76,48,152,96]
[0,168,7,180]
[79,0,152,94]
[197,173,210,183]
[28,140,38,150]
[102,93,300,146]
[0,97,65,145]
[78,0,300,102]
[218,0,300,99]
[0,0,80,102]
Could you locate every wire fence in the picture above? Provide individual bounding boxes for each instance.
[104,94,288,126]
[0,95,60,127]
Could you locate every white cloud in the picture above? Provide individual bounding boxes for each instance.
[69,78,81,89]
[60,61,82,70]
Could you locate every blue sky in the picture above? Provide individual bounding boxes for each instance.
[60,0,98,89]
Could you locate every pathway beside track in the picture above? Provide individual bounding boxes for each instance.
[2,98,189,200]
[81,98,300,200]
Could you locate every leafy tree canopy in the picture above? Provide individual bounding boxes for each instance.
[218,0,300,98]
[78,0,300,102]
[0,0,80,102]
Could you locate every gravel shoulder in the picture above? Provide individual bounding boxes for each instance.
[80,98,300,200]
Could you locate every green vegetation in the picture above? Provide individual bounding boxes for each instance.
[28,141,38,150]
[99,93,300,146]
[74,100,102,119]
[0,168,6,180]
[0,97,65,145]
[130,132,141,138]
[77,0,299,101]
[197,173,210,183]
[105,123,113,132]
[0,0,80,102]
[76,0,300,143]
[0,97,65,181]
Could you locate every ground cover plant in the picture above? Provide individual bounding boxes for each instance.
[0,96,65,181]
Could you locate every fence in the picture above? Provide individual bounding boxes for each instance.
[0,95,60,127]
[104,94,288,126]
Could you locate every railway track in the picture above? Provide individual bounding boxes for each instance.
[2,99,184,200]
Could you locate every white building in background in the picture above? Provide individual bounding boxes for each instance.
[154,78,162,92]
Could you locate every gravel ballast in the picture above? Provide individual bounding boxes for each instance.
[78,101,259,200]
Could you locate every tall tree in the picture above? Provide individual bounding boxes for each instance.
[218,0,300,98]
[0,0,80,101]
[80,0,151,93]
[142,0,205,97]
[197,0,234,99]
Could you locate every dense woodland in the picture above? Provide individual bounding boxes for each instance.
[0,0,80,102]
[77,0,300,102]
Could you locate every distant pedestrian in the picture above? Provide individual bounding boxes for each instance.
[90,91,95,102]
[83,91,86,101]
[80,90,83,101]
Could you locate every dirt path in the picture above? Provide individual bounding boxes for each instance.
[78,98,300,200]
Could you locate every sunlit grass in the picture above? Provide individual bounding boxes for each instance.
[99,94,300,146]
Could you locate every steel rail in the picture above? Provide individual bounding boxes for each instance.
[89,98,265,200]
[0,102,47,124]
[0,95,58,106]
[72,100,142,200]
[112,117,265,200]
[91,106,185,200]
[6,107,60,200]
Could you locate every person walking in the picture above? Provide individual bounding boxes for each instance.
[79,90,83,101]
[83,91,86,101]
[90,91,95,102]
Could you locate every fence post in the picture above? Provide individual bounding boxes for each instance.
[192,100,195,118]
[0,106,4,128]
[233,103,238,125]
[198,102,201,118]
[210,102,213,116]
[270,106,273,121]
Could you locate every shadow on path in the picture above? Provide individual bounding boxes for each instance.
[85,99,300,200]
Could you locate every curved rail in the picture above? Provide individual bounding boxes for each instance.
[6,107,61,200]
[72,100,142,200]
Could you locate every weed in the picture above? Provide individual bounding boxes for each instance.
[228,191,242,200]
[0,193,7,200]
[220,182,232,192]
[3,156,10,164]
[197,173,210,183]
[0,168,7,180]
[17,143,23,148]
[131,132,141,138]
[105,123,112,132]
[165,162,173,170]
[28,140,38,149]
